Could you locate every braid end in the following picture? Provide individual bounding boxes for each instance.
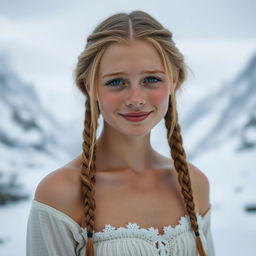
[195,235,207,256]
[85,237,95,256]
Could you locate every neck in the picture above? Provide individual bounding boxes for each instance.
[95,122,159,175]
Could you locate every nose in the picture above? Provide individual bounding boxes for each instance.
[125,86,146,108]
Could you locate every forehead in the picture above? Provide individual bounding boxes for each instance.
[98,39,165,75]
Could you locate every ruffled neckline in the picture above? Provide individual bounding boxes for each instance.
[81,207,211,243]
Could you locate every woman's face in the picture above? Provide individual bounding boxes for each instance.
[95,39,176,136]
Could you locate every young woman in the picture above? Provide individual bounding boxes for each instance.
[26,10,215,256]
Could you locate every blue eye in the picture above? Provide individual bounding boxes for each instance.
[105,78,125,88]
[144,76,162,84]
[104,76,162,89]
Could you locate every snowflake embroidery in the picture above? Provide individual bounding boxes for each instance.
[126,222,140,230]
[102,224,116,233]
[148,227,159,236]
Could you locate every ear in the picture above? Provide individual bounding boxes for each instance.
[82,79,90,94]
[82,79,98,102]
[173,68,180,90]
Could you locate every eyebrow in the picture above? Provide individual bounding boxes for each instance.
[102,70,166,78]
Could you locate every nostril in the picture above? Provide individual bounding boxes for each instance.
[126,102,146,108]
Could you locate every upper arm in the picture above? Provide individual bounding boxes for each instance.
[28,170,81,256]
[187,161,211,217]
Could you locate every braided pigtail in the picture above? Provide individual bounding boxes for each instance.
[164,96,207,256]
[80,98,98,256]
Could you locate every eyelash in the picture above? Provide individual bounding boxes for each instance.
[105,76,163,88]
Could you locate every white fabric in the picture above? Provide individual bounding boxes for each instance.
[26,200,215,256]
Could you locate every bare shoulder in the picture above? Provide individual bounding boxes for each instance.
[158,155,211,217]
[34,165,82,222]
[187,161,211,217]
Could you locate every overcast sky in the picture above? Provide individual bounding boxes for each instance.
[1,0,256,39]
[1,0,255,122]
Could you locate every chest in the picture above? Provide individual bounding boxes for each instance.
[91,173,188,234]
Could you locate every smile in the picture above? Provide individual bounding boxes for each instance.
[119,111,153,122]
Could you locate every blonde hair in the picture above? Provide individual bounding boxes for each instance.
[74,10,207,256]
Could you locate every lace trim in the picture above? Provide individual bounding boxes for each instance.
[81,212,205,243]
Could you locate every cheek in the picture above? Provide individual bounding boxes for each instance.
[148,88,169,107]
[97,92,122,113]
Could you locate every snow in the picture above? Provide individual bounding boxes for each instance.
[0,156,65,256]
[193,138,256,255]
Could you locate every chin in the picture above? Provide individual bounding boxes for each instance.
[120,127,152,137]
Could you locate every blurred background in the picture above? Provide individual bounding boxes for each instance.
[0,0,255,255]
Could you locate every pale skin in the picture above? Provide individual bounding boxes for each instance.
[34,39,211,236]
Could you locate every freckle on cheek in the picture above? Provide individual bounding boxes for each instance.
[102,95,121,107]
[151,91,168,104]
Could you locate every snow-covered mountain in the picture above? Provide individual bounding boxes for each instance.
[0,64,55,150]
[0,56,70,206]
[181,53,256,159]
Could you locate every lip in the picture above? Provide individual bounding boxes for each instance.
[119,111,153,117]
[119,111,153,122]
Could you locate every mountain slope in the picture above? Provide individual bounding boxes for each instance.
[0,56,69,205]
[181,53,256,158]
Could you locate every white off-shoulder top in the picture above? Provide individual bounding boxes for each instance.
[26,200,215,256]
